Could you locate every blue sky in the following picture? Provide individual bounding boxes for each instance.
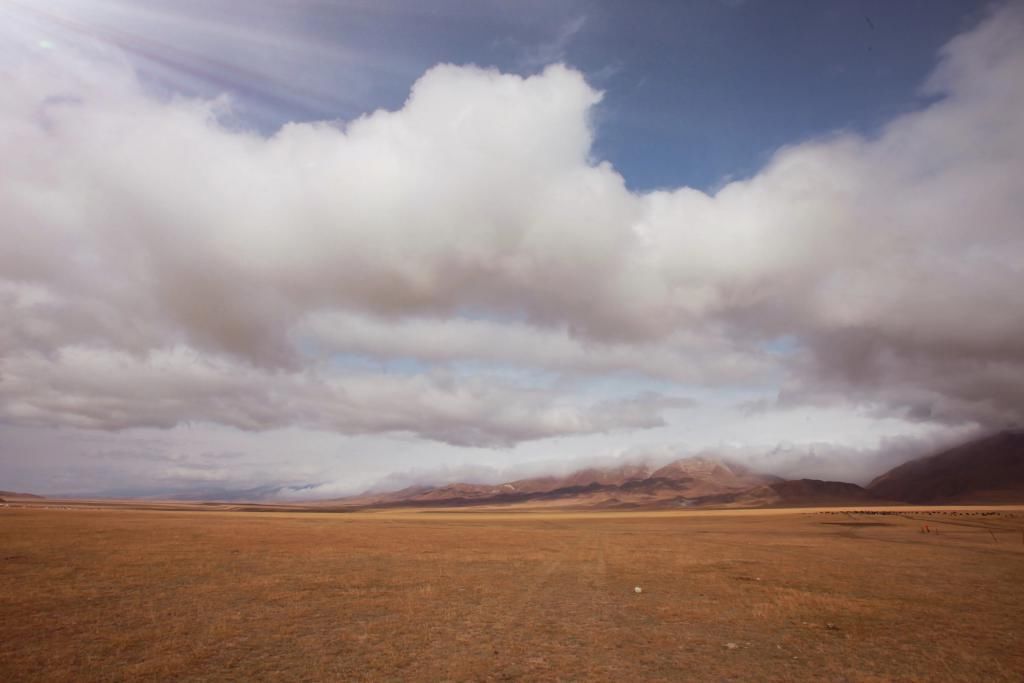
[1,0,1020,497]
[23,0,985,191]
[415,2,964,191]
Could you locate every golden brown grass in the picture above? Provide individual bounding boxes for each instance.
[1,506,1022,682]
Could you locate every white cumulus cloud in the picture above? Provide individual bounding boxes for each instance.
[1,2,1023,456]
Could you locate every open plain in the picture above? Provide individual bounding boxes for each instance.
[2,506,1023,682]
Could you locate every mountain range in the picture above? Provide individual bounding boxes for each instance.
[338,430,1024,510]
[5,431,1022,509]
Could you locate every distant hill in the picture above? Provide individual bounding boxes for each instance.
[0,490,44,499]
[868,430,1024,504]
[697,479,877,508]
[154,484,310,502]
[769,478,875,504]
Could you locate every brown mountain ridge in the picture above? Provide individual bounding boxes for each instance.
[867,430,1024,504]
[345,456,868,509]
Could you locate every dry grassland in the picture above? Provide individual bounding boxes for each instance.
[2,506,1023,682]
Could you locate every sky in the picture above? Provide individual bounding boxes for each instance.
[1,0,1021,498]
